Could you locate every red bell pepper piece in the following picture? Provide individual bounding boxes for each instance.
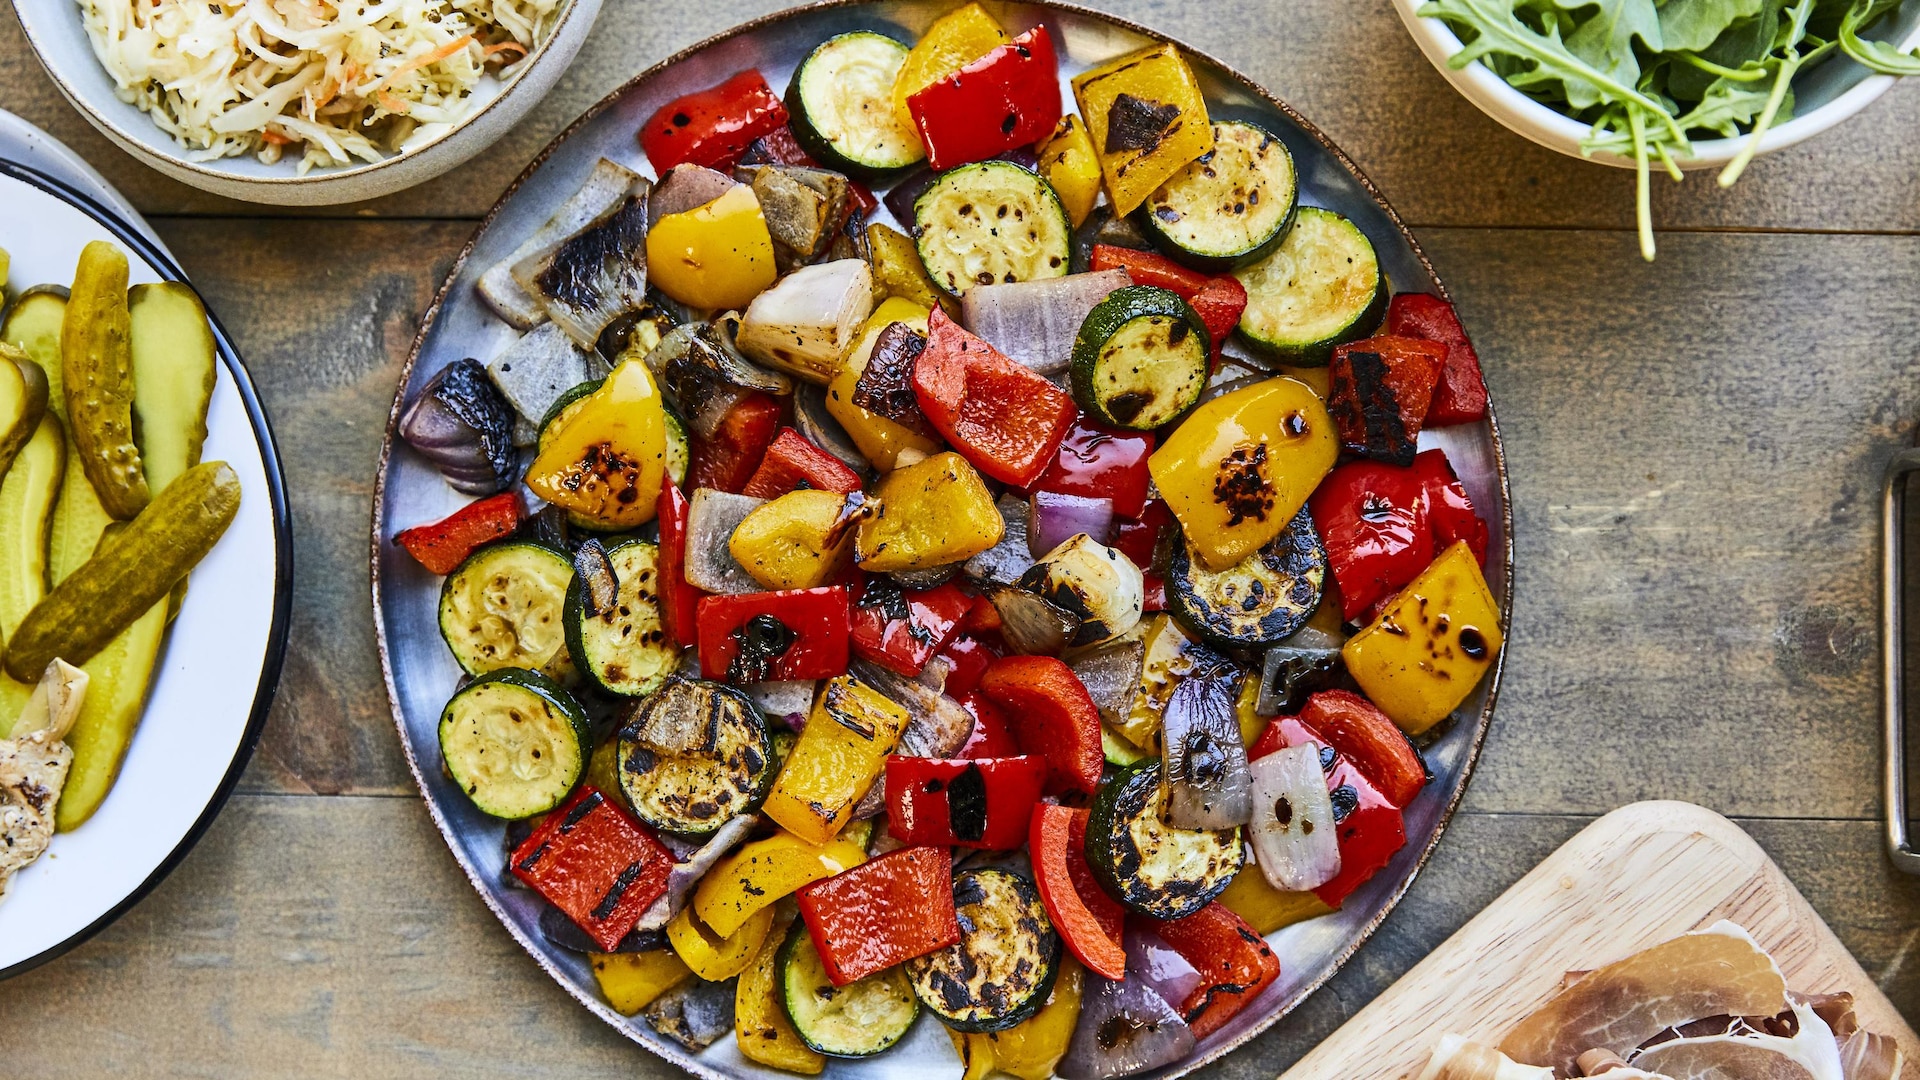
[1148,902,1282,1039]
[936,633,998,698]
[851,578,974,677]
[1297,690,1426,807]
[1142,573,1167,613]
[1328,336,1446,467]
[1111,499,1171,570]
[655,478,704,648]
[509,787,674,951]
[976,656,1103,793]
[913,309,1077,487]
[795,846,960,985]
[1030,804,1127,980]
[742,427,865,499]
[1028,417,1155,520]
[958,691,1022,759]
[1088,245,1245,364]
[961,593,1003,633]
[886,754,1049,850]
[639,70,790,173]
[906,27,1062,171]
[688,392,784,494]
[1250,715,1408,909]
[1186,276,1249,366]
[1413,448,1489,566]
[1386,293,1488,426]
[1308,459,1434,622]
[394,492,524,576]
[696,587,851,682]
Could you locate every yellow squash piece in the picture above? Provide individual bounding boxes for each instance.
[646,184,779,311]
[1342,540,1502,735]
[891,2,1008,121]
[729,489,861,590]
[1218,864,1334,935]
[524,358,667,530]
[1037,115,1103,227]
[865,223,958,319]
[855,451,1004,572]
[1071,43,1216,217]
[62,241,149,520]
[947,957,1085,1080]
[1148,376,1336,571]
[736,906,826,1075]
[763,674,911,844]
[667,903,776,982]
[591,949,693,1016]
[0,414,64,730]
[826,296,941,472]
[694,830,867,938]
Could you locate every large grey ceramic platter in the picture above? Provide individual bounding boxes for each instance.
[370,3,1514,1076]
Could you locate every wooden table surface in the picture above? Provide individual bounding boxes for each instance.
[4,0,1918,1074]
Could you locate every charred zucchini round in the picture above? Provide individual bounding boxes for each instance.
[906,869,1061,1032]
[1139,121,1299,271]
[1168,507,1326,648]
[438,541,573,675]
[778,920,919,1057]
[786,32,925,177]
[1233,206,1386,366]
[439,667,588,819]
[915,161,1073,296]
[1069,285,1210,430]
[1085,758,1243,919]
[563,539,680,697]
[617,678,774,838]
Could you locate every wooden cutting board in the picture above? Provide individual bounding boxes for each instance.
[1279,800,1917,1079]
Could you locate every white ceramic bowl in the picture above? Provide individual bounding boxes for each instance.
[1391,0,1920,169]
[9,0,603,204]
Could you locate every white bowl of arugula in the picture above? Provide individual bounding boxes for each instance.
[1393,0,1920,258]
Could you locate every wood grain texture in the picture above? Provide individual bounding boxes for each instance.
[9,0,1920,230]
[1278,802,1917,1080]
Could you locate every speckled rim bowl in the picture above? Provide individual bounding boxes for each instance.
[1391,0,1920,169]
[9,0,602,205]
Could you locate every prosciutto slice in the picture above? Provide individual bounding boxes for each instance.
[1416,1035,1555,1080]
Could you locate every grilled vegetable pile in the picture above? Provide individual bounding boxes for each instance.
[395,6,1504,1074]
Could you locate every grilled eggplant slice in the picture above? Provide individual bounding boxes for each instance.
[617,679,775,838]
[511,190,653,350]
[1085,758,1243,919]
[1168,507,1326,648]
[778,920,919,1057]
[480,158,645,329]
[907,868,1061,1033]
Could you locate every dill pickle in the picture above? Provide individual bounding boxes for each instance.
[62,241,149,520]
[3,460,240,681]
[129,282,218,620]
[0,413,64,731]
[0,343,48,480]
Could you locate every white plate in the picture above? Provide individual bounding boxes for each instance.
[0,159,291,976]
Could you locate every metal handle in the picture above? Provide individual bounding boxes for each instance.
[1882,448,1920,873]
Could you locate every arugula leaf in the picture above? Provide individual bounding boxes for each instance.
[1676,69,1786,133]
[1421,0,1684,123]
[1839,0,1920,73]
[1657,0,1766,52]
[1558,0,1665,84]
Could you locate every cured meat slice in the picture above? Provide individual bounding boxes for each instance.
[1415,1034,1555,1080]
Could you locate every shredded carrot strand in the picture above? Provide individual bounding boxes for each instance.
[378,90,412,114]
[368,33,474,91]
[484,41,528,58]
[260,127,297,146]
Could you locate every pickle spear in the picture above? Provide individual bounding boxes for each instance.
[0,414,64,732]
[62,241,149,520]
[4,460,241,681]
[129,282,219,620]
[0,344,48,480]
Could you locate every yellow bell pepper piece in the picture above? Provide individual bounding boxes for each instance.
[764,674,911,844]
[667,902,775,982]
[1117,613,1200,750]
[646,184,779,311]
[827,296,941,472]
[1071,44,1215,217]
[946,957,1086,1080]
[866,223,959,319]
[736,907,826,1075]
[590,949,692,1016]
[1234,669,1268,748]
[524,357,667,530]
[1148,376,1336,571]
[1218,865,1335,935]
[695,829,868,937]
[1342,540,1502,735]
[730,489,860,590]
[892,2,1008,121]
[1037,115,1102,227]
[856,451,1004,571]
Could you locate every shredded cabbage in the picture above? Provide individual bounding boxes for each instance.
[78,0,560,174]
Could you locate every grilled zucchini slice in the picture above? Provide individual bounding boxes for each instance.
[438,541,573,675]
[1068,285,1209,430]
[787,32,925,176]
[1139,120,1299,271]
[1233,205,1386,366]
[564,539,679,697]
[915,161,1072,296]
[1085,758,1243,919]
[907,868,1061,1032]
[778,920,920,1057]
[439,667,589,819]
[617,678,774,838]
[1168,507,1326,648]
